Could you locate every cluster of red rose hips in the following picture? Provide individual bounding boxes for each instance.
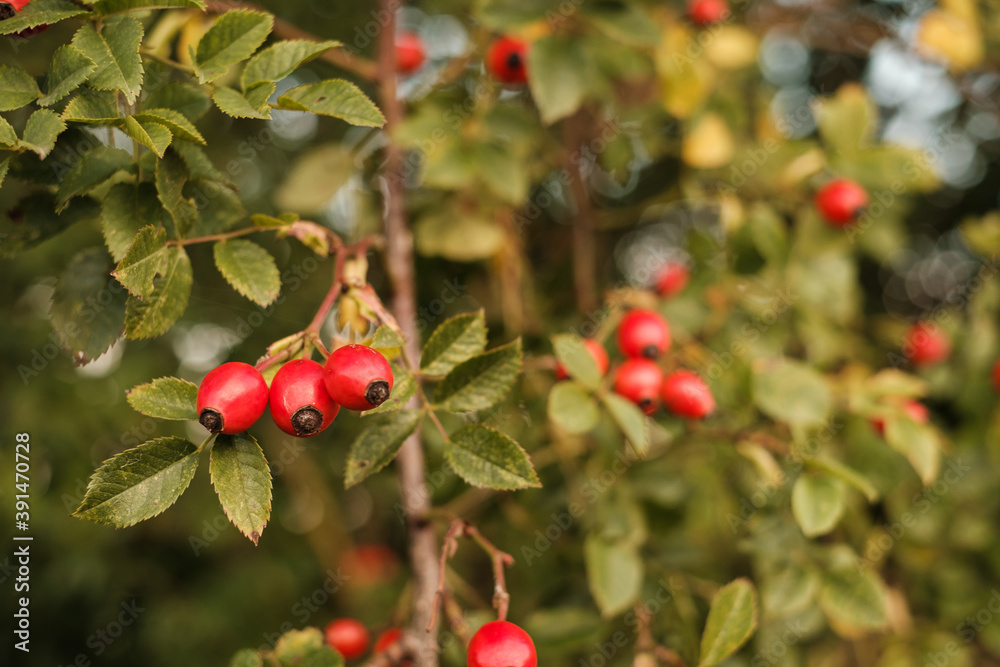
[196,345,393,437]
[324,618,536,667]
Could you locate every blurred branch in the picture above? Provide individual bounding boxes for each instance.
[564,108,599,313]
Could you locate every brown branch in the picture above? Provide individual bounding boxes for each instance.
[564,108,599,313]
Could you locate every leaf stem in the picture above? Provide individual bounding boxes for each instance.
[167,226,264,247]
[196,433,217,453]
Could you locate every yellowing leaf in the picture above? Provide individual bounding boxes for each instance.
[916,10,983,71]
[657,24,714,119]
[704,25,758,70]
[682,114,734,169]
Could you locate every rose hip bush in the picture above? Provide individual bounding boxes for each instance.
[2,1,1000,666]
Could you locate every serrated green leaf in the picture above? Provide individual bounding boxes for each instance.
[0,116,16,147]
[0,0,88,36]
[123,115,173,157]
[228,649,263,667]
[39,45,97,107]
[364,368,415,415]
[273,628,344,667]
[241,39,341,89]
[0,65,40,111]
[133,108,205,144]
[156,149,197,236]
[61,89,121,124]
[815,84,875,155]
[884,415,941,485]
[126,376,198,420]
[584,535,642,617]
[173,142,229,183]
[101,183,164,262]
[805,455,879,502]
[113,225,167,297]
[212,86,271,119]
[56,145,133,209]
[698,578,758,666]
[371,324,404,350]
[444,424,540,490]
[600,392,649,457]
[72,16,145,104]
[210,432,272,545]
[142,82,212,122]
[752,358,831,428]
[187,183,245,237]
[527,35,588,124]
[551,334,602,390]
[95,0,206,14]
[421,310,487,376]
[548,381,599,435]
[276,79,385,127]
[193,9,274,83]
[819,570,887,631]
[73,437,201,527]
[49,249,126,364]
[434,339,522,412]
[344,410,423,488]
[0,159,9,189]
[20,109,66,158]
[124,246,192,339]
[791,474,846,538]
[213,239,280,307]
[0,193,98,258]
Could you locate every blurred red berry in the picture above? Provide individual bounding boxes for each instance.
[661,370,715,419]
[904,322,951,366]
[655,262,690,298]
[486,35,528,84]
[617,309,671,359]
[815,178,869,227]
[324,618,370,660]
[613,358,663,416]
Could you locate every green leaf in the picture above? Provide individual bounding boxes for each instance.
[698,578,759,666]
[0,193,98,258]
[273,143,353,213]
[49,249,127,364]
[884,415,941,485]
[123,116,173,158]
[193,9,274,83]
[73,437,201,527]
[56,146,133,209]
[548,381,600,435]
[0,116,16,147]
[241,39,341,89]
[126,376,198,421]
[421,310,487,376]
[133,108,205,144]
[228,649,263,667]
[187,183,245,237]
[101,183,164,262]
[551,334,602,390]
[213,239,281,307]
[584,4,660,46]
[142,83,212,122]
[344,410,423,488]
[62,89,121,124]
[819,570,887,630]
[752,358,831,428]
[584,535,642,617]
[39,45,97,107]
[444,424,540,490]
[0,158,9,189]
[95,0,207,14]
[273,628,344,667]
[20,109,66,158]
[72,16,145,104]
[527,36,589,124]
[364,368,416,415]
[156,150,197,236]
[600,392,649,458]
[113,225,168,298]
[815,83,875,155]
[0,65,40,111]
[210,432,272,545]
[276,80,385,127]
[434,339,522,412]
[805,455,879,503]
[791,474,846,538]
[123,246,193,339]
[0,0,88,36]
[212,86,272,119]
[173,143,229,183]
[371,324,404,351]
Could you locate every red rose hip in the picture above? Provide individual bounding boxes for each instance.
[655,262,690,298]
[269,359,340,437]
[486,36,528,84]
[323,344,394,411]
[688,0,730,26]
[871,399,929,436]
[396,31,426,74]
[467,620,537,667]
[555,338,609,380]
[815,178,868,227]
[617,309,671,359]
[324,618,370,660]
[374,628,403,654]
[904,322,950,366]
[613,358,664,416]
[196,362,269,434]
[661,370,715,419]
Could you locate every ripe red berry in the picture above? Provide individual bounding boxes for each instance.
[486,36,528,84]
[688,0,730,25]
[904,322,950,366]
[555,338,609,380]
[467,620,537,667]
[324,618,370,660]
[323,344,394,411]
[661,370,715,419]
[815,178,868,227]
[196,362,268,434]
[396,32,426,74]
[268,359,340,437]
[339,544,402,587]
[0,0,50,37]
[617,309,671,359]
[655,262,690,298]
[871,399,929,436]
[374,628,403,654]
[613,358,663,416]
